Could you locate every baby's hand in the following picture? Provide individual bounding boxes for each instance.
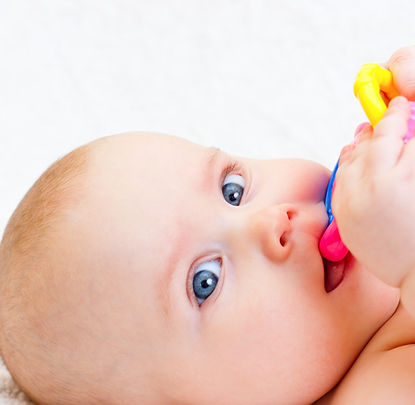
[333,97,415,292]
[385,45,415,101]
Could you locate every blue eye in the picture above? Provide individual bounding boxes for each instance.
[222,174,245,206]
[192,259,221,305]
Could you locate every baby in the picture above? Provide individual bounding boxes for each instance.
[0,46,415,405]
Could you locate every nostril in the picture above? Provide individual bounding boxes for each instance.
[280,232,288,247]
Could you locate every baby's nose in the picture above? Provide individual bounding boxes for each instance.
[247,204,295,262]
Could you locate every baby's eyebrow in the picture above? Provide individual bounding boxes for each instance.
[157,233,185,320]
[200,147,222,190]
[207,147,221,166]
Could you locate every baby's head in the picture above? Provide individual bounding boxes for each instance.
[0,132,399,405]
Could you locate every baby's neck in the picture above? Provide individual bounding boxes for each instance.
[313,389,334,405]
[313,302,414,405]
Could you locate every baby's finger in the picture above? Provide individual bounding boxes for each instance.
[386,46,415,100]
[338,124,372,167]
[373,97,410,142]
[370,96,410,170]
[338,144,355,166]
[353,123,372,145]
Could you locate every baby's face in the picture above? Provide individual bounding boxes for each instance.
[53,132,399,404]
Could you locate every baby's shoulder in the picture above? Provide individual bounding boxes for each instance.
[325,304,415,405]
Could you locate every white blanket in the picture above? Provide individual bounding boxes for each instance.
[0,360,32,404]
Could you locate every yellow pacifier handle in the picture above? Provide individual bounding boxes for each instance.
[354,63,400,126]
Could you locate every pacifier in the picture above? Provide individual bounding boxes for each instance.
[319,63,415,262]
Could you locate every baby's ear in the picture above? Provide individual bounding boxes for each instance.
[386,46,415,101]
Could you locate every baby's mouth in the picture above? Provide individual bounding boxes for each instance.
[323,255,347,292]
[320,160,349,293]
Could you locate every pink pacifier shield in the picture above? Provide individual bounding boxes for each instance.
[319,219,348,262]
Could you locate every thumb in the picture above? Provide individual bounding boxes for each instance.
[385,46,415,101]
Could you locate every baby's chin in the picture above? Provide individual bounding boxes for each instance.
[355,259,400,326]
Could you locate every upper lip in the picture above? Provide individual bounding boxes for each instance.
[290,204,329,243]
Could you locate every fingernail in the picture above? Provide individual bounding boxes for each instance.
[390,95,406,106]
[353,122,370,145]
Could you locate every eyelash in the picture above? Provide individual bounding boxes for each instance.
[222,161,243,181]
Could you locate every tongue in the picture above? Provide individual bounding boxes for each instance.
[324,259,345,292]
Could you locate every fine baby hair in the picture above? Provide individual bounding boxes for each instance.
[319,63,415,262]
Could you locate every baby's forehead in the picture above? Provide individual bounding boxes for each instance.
[87,132,220,191]
[79,131,221,257]
[93,132,209,158]
[80,132,227,256]
[79,131,213,243]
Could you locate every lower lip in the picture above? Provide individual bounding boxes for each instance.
[323,253,354,292]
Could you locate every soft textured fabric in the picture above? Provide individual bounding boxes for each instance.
[0,360,32,404]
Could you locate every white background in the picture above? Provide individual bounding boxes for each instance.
[1,1,415,401]
[1,0,415,236]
